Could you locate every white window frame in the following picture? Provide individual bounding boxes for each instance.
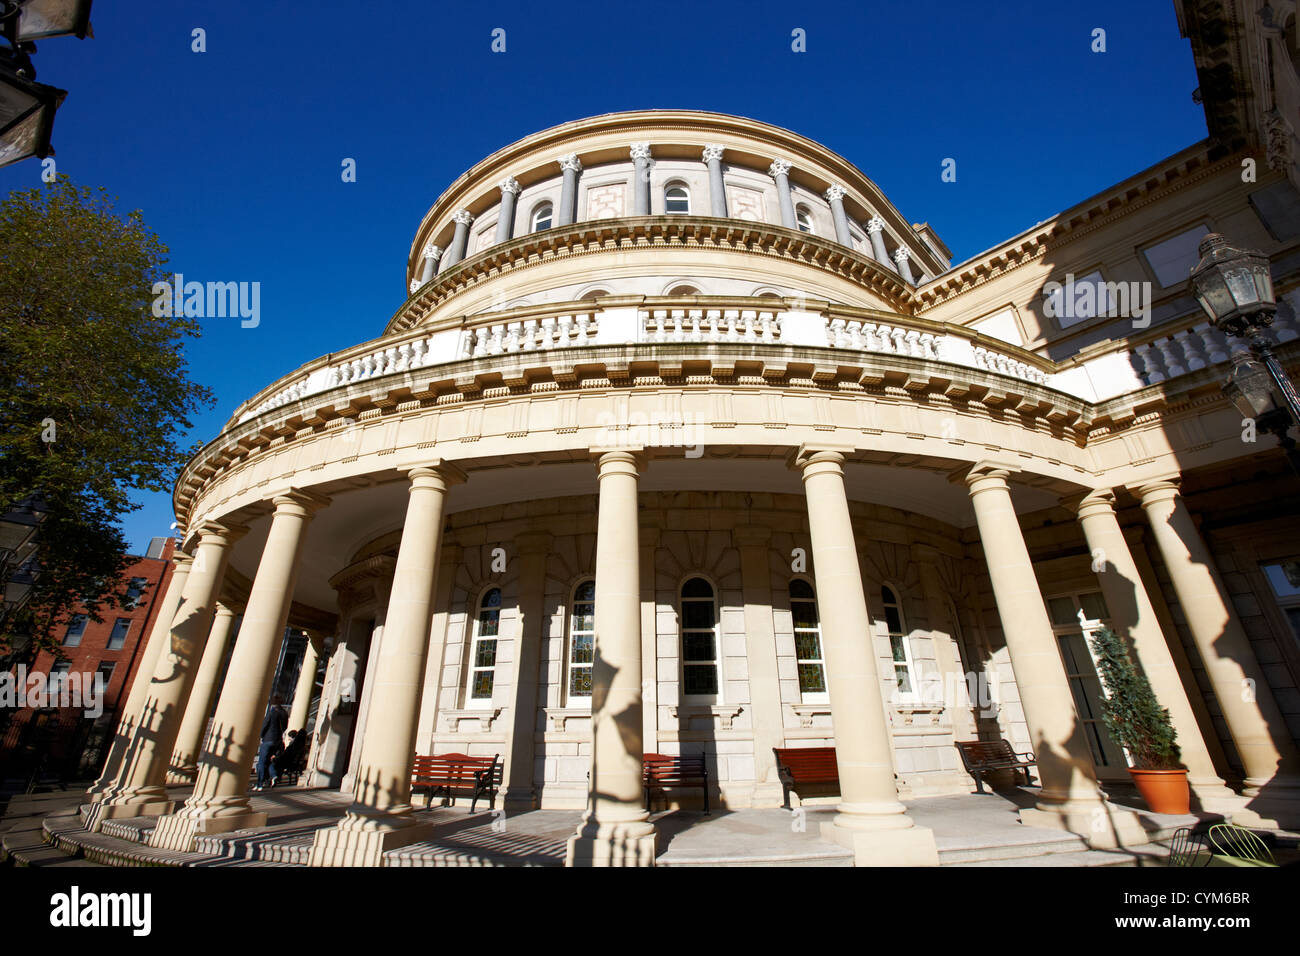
[789,577,828,704]
[106,617,131,651]
[465,586,502,708]
[62,615,86,647]
[795,204,815,234]
[878,584,919,703]
[679,576,721,703]
[531,202,553,232]
[664,182,691,214]
[566,579,595,707]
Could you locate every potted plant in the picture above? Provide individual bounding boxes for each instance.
[1087,625,1190,814]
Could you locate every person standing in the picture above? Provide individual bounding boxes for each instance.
[255,696,288,791]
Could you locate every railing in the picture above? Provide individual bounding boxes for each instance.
[1130,314,1298,385]
[233,296,1059,424]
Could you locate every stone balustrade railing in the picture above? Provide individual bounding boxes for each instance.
[1130,313,1298,386]
[233,296,1059,424]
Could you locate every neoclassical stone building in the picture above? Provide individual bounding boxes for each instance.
[83,106,1300,866]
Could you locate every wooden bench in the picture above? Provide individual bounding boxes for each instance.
[411,753,502,812]
[773,747,839,809]
[643,753,710,814]
[955,739,1037,793]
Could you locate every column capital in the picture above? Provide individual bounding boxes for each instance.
[515,530,555,555]
[961,459,1019,491]
[893,247,910,264]
[194,520,249,546]
[558,152,583,173]
[497,176,521,196]
[405,460,468,491]
[629,142,652,161]
[172,551,195,570]
[451,209,475,226]
[270,488,332,516]
[824,184,847,203]
[866,215,885,234]
[768,158,793,178]
[702,144,725,163]
[408,278,420,294]
[790,443,854,476]
[1061,487,1117,519]
[592,448,644,475]
[1133,476,1182,508]
[422,242,442,260]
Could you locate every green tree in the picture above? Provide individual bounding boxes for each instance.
[1087,625,1182,770]
[0,178,213,660]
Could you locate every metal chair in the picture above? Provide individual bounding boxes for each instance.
[1167,826,1211,867]
[1206,824,1276,866]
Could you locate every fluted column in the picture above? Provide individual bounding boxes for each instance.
[703,144,727,217]
[566,451,655,866]
[86,523,243,829]
[418,242,442,284]
[824,184,853,246]
[150,491,328,850]
[87,552,193,802]
[1137,479,1300,826]
[309,462,465,866]
[866,215,889,265]
[794,448,939,865]
[630,144,652,215]
[557,153,582,227]
[494,177,521,243]
[769,159,796,228]
[166,602,239,783]
[502,531,553,808]
[965,462,1145,846]
[288,631,323,735]
[1070,490,1240,809]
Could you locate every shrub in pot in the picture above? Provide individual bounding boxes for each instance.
[1087,625,1190,814]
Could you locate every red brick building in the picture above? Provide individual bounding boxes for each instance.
[0,537,175,785]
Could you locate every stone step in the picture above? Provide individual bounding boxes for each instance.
[657,848,854,867]
[99,817,157,843]
[938,834,1092,864]
[947,845,1169,867]
[194,825,322,865]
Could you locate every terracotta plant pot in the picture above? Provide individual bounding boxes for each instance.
[1128,768,1190,814]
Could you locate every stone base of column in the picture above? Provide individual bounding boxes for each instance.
[819,820,939,866]
[1187,778,1251,817]
[83,790,176,832]
[1019,800,1150,849]
[565,819,657,867]
[500,787,538,811]
[164,766,197,785]
[308,818,436,867]
[149,805,270,851]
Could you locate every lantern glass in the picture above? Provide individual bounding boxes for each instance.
[1226,356,1279,418]
[1190,233,1277,325]
[13,0,94,42]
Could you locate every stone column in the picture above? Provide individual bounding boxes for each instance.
[441,210,474,270]
[824,184,853,246]
[342,581,390,795]
[893,248,916,285]
[86,523,243,829]
[288,631,324,735]
[566,451,656,866]
[150,491,328,850]
[866,215,890,265]
[703,144,727,217]
[1137,479,1300,826]
[736,525,787,806]
[557,153,582,227]
[794,447,939,865]
[418,242,442,284]
[912,545,978,745]
[87,552,193,803]
[965,463,1145,846]
[502,531,553,808]
[310,462,465,866]
[166,602,239,783]
[494,177,521,243]
[768,159,797,229]
[630,144,652,215]
[1069,490,1240,810]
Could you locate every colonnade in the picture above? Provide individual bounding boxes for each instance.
[83,454,1300,865]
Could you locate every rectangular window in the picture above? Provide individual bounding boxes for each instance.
[1142,225,1211,288]
[567,582,595,703]
[95,662,116,690]
[106,618,131,651]
[790,580,827,702]
[124,576,149,608]
[467,588,502,705]
[49,661,71,697]
[1044,269,1111,330]
[63,615,87,647]
[680,579,720,700]
[1261,560,1300,648]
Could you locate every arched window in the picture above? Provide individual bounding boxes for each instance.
[567,579,595,704]
[680,577,719,699]
[467,587,502,704]
[667,284,699,296]
[579,289,608,301]
[664,183,691,214]
[795,205,814,234]
[531,202,553,232]
[880,584,916,697]
[790,579,827,702]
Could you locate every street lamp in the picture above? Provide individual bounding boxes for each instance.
[6,0,93,42]
[0,0,89,169]
[1190,233,1300,473]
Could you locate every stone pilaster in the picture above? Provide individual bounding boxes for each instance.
[502,531,553,809]
[166,601,239,783]
[735,525,787,806]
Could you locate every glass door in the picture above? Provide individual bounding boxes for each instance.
[1046,591,1128,776]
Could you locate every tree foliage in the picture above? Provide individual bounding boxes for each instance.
[0,178,213,658]
[1087,625,1182,770]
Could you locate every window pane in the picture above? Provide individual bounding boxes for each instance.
[683,665,717,696]
[482,588,502,609]
[1079,592,1109,622]
[682,578,713,598]
[478,609,499,637]
[789,579,814,600]
[794,632,822,661]
[569,666,592,697]
[574,580,596,601]
[471,671,495,699]
[683,633,715,662]
[895,664,913,695]
[63,615,86,647]
[474,638,497,669]
[791,601,819,630]
[1047,596,1078,627]
[890,635,908,663]
[682,601,714,629]
[570,634,593,665]
[571,604,594,632]
[797,663,826,694]
[884,605,902,634]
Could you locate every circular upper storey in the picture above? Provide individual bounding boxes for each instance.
[390,110,951,334]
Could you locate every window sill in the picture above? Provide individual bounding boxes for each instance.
[439,707,502,733]
[545,707,592,732]
[668,704,743,730]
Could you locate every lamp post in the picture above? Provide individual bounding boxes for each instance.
[1190,233,1300,475]
[0,0,91,169]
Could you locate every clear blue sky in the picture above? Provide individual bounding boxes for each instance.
[1,0,1207,553]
